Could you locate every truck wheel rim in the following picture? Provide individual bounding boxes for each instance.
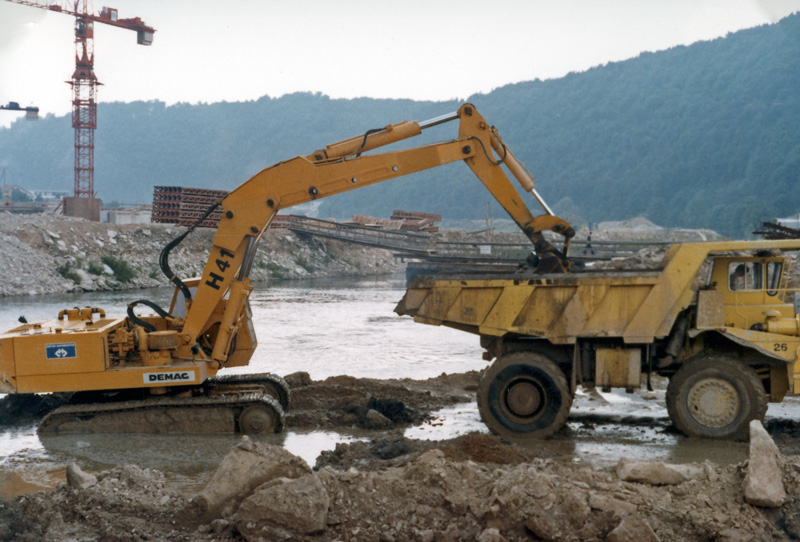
[504,378,544,419]
[687,378,740,428]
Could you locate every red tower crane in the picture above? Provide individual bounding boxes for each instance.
[4,1,154,220]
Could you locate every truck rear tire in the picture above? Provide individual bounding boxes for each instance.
[666,355,766,441]
[477,352,572,440]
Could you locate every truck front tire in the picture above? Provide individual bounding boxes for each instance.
[477,352,572,440]
[666,355,766,440]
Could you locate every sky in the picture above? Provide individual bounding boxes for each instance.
[1,0,799,128]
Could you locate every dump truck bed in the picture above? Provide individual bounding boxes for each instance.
[395,265,690,345]
[398,239,800,346]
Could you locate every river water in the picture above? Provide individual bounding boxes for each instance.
[1,274,793,496]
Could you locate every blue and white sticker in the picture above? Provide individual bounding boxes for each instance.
[46,343,77,360]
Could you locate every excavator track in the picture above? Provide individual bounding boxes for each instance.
[38,392,284,435]
[205,372,291,411]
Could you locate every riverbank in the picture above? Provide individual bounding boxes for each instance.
[0,213,403,297]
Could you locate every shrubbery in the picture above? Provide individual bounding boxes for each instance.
[56,264,81,284]
[101,255,136,283]
[87,260,105,275]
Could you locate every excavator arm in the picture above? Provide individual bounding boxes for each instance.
[177,104,575,365]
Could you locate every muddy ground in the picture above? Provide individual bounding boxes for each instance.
[3,372,800,541]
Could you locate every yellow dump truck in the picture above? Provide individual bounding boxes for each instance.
[397,239,800,440]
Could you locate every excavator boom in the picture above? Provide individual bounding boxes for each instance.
[183,105,573,351]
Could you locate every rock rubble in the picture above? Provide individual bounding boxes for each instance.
[4,422,800,541]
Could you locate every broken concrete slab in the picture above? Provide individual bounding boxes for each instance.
[743,420,786,508]
[616,458,703,486]
[235,474,329,539]
[194,437,311,518]
[66,463,97,490]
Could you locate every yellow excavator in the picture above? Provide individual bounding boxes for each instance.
[0,104,575,434]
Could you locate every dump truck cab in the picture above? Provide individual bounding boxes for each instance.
[709,255,794,328]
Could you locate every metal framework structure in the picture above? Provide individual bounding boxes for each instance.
[754,221,800,240]
[4,0,154,199]
[71,13,97,199]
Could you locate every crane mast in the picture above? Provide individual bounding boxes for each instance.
[3,0,155,220]
[71,0,98,203]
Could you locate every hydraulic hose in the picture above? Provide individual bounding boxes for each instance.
[158,200,221,302]
[126,299,173,332]
[159,229,193,302]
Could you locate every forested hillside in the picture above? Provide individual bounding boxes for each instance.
[1,13,798,237]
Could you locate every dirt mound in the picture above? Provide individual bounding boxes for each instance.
[286,371,478,430]
[588,246,668,271]
[0,465,206,541]
[0,372,481,436]
[315,437,422,470]
[4,369,800,541]
[585,217,720,244]
[315,432,534,471]
[0,213,404,297]
[437,432,533,464]
[10,370,800,540]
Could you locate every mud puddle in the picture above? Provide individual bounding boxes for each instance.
[406,388,751,469]
[2,403,482,497]
[0,424,372,496]
[563,387,752,466]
